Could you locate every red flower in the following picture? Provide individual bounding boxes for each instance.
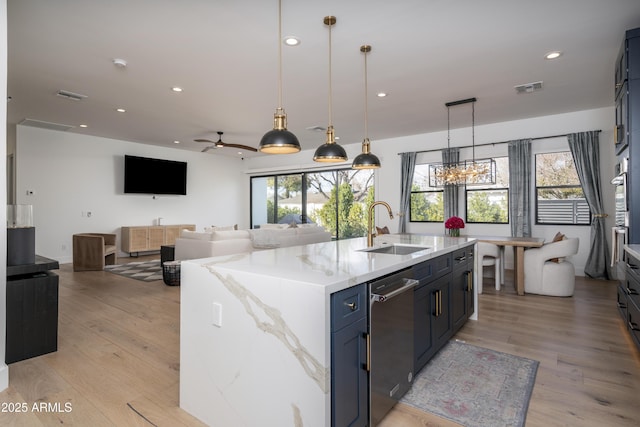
[445,216,465,229]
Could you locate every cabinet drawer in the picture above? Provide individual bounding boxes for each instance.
[627,297,640,349]
[618,283,628,319]
[413,253,451,284]
[331,284,367,332]
[452,247,471,270]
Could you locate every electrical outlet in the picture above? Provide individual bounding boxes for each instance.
[212,302,222,327]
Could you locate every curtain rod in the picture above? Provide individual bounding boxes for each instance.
[396,129,602,155]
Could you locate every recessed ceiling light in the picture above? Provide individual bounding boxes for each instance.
[116,108,126,113]
[171,87,183,92]
[544,51,562,60]
[283,36,300,46]
[377,92,387,98]
[79,124,88,128]
[113,58,128,68]
[173,140,180,144]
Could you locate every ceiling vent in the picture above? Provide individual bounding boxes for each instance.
[20,118,76,132]
[306,125,326,132]
[56,90,88,101]
[514,81,543,94]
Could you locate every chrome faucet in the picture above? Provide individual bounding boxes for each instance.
[367,201,394,247]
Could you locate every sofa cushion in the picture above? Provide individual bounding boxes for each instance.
[259,223,289,230]
[180,230,214,240]
[204,224,238,232]
[211,230,251,241]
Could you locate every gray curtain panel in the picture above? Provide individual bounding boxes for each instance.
[568,131,609,279]
[398,152,417,233]
[508,139,532,237]
[442,147,460,219]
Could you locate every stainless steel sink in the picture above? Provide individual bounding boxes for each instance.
[360,244,430,255]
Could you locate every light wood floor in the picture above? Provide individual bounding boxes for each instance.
[1,256,639,426]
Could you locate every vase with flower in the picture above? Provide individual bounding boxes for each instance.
[445,216,465,237]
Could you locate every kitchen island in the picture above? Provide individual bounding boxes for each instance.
[180,234,476,427]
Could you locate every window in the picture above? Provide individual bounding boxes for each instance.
[251,168,375,239]
[535,152,590,225]
[410,164,443,222]
[465,157,509,224]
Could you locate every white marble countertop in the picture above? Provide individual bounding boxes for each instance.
[625,244,640,261]
[183,233,476,294]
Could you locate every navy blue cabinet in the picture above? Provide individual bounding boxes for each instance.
[451,246,475,333]
[6,256,60,364]
[331,283,368,427]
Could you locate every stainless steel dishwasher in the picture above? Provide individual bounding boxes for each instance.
[369,268,418,426]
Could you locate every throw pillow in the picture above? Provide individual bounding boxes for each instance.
[376,226,390,235]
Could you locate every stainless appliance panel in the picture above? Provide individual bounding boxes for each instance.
[369,269,418,426]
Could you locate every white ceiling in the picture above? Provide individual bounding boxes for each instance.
[7,0,640,158]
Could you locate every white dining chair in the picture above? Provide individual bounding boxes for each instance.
[476,242,501,294]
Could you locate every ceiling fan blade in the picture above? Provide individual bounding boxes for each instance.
[221,143,258,152]
[201,146,215,152]
[195,138,215,143]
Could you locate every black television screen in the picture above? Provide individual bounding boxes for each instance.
[124,155,187,195]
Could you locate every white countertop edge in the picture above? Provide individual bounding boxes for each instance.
[625,244,640,261]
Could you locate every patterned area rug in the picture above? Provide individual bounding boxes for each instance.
[400,340,538,427]
[104,259,163,282]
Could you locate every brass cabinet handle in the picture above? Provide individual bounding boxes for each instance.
[364,333,371,372]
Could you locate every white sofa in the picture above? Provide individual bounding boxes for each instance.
[174,225,332,261]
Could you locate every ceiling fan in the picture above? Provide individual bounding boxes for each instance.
[195,131,258,152]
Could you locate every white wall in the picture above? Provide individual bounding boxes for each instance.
[245,107,616,276]
[15,126,249,263]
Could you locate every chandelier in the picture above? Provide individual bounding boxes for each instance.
[428,97,496,187]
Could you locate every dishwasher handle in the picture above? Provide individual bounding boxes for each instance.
[371,278,419,302]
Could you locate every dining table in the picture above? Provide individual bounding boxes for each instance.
[474,235,545,295]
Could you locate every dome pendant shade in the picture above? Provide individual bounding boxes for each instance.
[351,44,380,169]
[314,16,347,163]
[259,107,301,154]
[352,138,380,169]
[260,0,300,155]
[313,125,347,162]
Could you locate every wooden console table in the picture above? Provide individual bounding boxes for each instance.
[121,224,195,255]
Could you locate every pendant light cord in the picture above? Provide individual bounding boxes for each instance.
[277,0,283,110]
[363,48,368,139]
[328,19,333,127]
[471,100,475,162]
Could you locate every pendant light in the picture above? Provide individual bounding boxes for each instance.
[313,16,347,163]
[352,45,381,169]
[259,0,301,154]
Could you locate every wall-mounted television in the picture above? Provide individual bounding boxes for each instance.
[124,155,187,195]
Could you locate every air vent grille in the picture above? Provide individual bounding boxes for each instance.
[514,81,543,94]
[20,118,76,132]
[306,126,326,132]
[56,90,88,101]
